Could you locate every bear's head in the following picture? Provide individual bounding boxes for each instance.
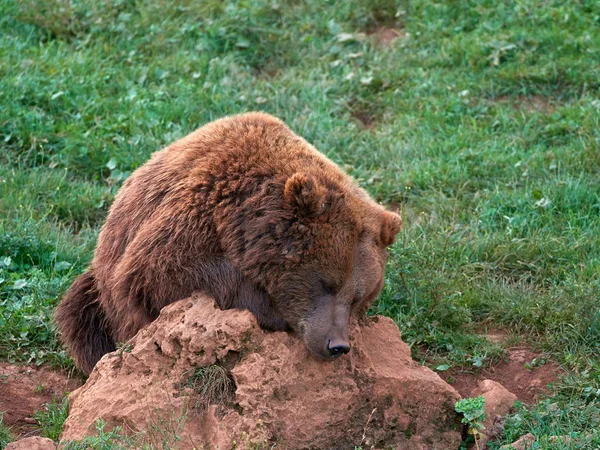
[240,171,402,360]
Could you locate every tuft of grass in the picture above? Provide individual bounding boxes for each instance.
[34,396,69,441]
[0,413,12,450]
[182,365,235,411]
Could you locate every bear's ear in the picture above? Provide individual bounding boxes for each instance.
[284,172,327,217]
[380,211,402,247]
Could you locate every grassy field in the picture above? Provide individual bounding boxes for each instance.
[1,0,599,448]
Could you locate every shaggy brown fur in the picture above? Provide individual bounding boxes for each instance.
[55,113,402,375]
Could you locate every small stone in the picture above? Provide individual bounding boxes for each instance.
[472,379,518,444]
[548,434,592,445]
[499,433,535,450]
[5,436,56,450]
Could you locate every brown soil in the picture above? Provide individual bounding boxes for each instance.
[370,27,407,48]
[495,95,555,114]
[351,108,378,129]
[443,345,560,404]
[0,363,83,438]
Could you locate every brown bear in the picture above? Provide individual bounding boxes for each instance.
[55,112,402,375]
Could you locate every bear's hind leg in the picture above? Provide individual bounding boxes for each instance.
[55,270,116,375]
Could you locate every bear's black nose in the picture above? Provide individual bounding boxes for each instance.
[328,343,350,357]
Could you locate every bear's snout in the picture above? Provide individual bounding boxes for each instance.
[327,339,351,358]
[300,300,351,360]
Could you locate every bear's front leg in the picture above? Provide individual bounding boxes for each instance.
[202,258,290,332]
[234,280,290,331]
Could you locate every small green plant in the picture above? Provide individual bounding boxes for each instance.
[115,342,134,354]
[232,421,271,450]
[524,357,547,371]
[144,403,188,450]
[62,415,192,450]
[455,396,486,450]
[61,419,136,450]
[34,396,69,441]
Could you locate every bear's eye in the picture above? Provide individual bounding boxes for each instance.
[320,280,336,295]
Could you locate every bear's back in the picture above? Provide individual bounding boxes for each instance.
[93,112,374,285]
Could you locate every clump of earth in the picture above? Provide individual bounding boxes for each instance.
[60,293,463,449]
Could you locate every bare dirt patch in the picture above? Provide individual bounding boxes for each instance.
[369,27,407,48]
[0,363,82,438]
[495,95,555,114]
[444,345,560,404]
[351,108,378,129]
[349,96,383,130]
[250,63,280,80]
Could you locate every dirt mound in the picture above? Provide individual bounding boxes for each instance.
[62,293,462,449]
[0,363,81,438]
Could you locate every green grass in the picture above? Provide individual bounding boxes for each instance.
[34,396,70,441]
[1,0,599,447]
[498,399,600,449]
[0,413,12,450]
